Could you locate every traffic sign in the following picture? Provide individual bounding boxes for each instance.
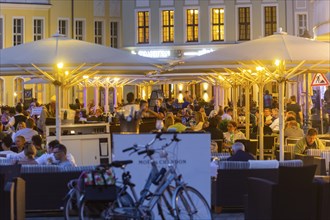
[311,73,329,87]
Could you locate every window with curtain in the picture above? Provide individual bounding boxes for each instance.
[110,21,119,48]
[137,11,149,44]
[264,6,277,36]
[186,9,199,42]
[162,10,174,43]
[238,7,250,41]
[58,19,68,36]
[211,8,225,41]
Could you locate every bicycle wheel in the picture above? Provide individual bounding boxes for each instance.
[173,186,212,220]
[79,192,135,220]
[156,185,175,220]
[63,189,80,220]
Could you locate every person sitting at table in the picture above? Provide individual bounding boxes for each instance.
[294,128,325,154]
[88,108,104,121]
[0,135,17,158]
[52,144,75,167]
[284,120,304,138]
[36,140,77,166]
[223,121,246,149]
[18,143,38,165]
[167,117,187,132]
[190,111,205,131]
[31,134,46,157]
[76,109,88,123]
[12,118,38,143]
[228,142,255,161]
[204,117,224,140]
[12,135,26,153]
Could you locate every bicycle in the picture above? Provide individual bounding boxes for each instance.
[98,132,212,220]
[63,160,134,220]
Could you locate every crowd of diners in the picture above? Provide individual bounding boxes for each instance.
[0,88,328,164]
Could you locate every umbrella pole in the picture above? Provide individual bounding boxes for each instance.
[233,85,238,121]
[245,84,250,139]
[278,81,285,161]
[55,85,62,142]
[258,84,264,160]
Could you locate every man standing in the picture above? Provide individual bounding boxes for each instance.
[286,95,303,125]
[294,128,325,154]
[6,104,27,131]
[264,90,273,108]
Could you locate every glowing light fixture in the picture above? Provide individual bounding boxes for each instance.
[274,59,281,66]
[57,62,64,69]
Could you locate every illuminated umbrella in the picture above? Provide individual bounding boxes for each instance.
[0,34,165,141]
[175,30,330,160]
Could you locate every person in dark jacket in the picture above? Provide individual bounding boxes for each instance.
[228,142,255,161]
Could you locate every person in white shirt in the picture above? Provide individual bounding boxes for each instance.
[12,118,38,142]
[36,140,77,166]
[0,135,17,158]
[221,108,233,121]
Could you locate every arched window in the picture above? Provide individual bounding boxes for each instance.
[14,77,24,104]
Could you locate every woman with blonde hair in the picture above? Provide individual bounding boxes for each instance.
[18,143,38,165]
[191,111,205,131]
[164,113,174,131]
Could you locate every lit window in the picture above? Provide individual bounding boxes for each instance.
[94,21,103,45]
[58,19,68,36]
[264,6,277,36]
[137,11,149,44]
[75,20,84,40]
[211,8,224,41]
[238,7,250,41]
[33,19,44,41]
[110,21,118,48]
[13,18,24,46]
[162,10,174,43]
[186,9,199,42]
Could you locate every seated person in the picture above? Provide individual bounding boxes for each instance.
[167,117,187,132]
[76,109,88,123]
[31,134,46,157]
[284,120,304,138]
[52,144,75,167]
[18,143,38,165]
[36,140,77,166]
[0,135,17,158]
[12,118,38,142]
[190,111,205,131]
[223,121,246,149]
[294,128,325,154]
[11,135,26,154]
[204,117,224,140]
[88,108,104,121]
[228,142,255,161]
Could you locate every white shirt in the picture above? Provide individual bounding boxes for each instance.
[12,128,38,142]
[269,118,279,131]
[0,150,17,158]
[221,113,232,121]
[36,152,77,166]
[7,151,25,160]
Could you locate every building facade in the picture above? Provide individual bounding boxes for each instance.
[0,0,328,108]
[0,0,122,106]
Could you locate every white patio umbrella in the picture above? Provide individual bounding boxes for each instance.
[175,30,330,160]
[0,34,165,141]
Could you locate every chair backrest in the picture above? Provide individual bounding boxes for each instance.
[285,137,300,146]
[278,165,316,186]
[261,135,277,150]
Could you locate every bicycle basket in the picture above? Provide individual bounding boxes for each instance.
[79,167,117,201]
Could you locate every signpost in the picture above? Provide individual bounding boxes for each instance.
[311,73,330,134]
